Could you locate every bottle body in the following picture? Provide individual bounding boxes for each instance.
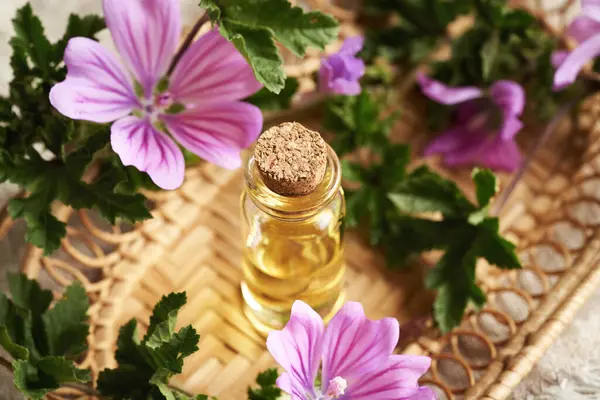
[240,145,346,333]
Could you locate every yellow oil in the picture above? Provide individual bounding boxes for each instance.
[241,202,345,334]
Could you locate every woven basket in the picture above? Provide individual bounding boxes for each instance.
[2,0,600,399]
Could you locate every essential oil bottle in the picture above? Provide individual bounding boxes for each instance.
[240,122,346,334]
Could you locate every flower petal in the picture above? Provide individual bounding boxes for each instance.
[475,138,522,172]
[266,301,324,399]
[321,302,399,392]
[567,16,600,43]
[329,78,362,96]
[340,36,364,55]
[111,116,185,190]
[554,34,600,90]
[161,101,262,169]
[103,0,181,96]
[417,73,483,105]
[423,126,469,157]
[442,134,494,167]
[583,0,600,23]
[344,355,433,399]
[499,117,524,140]
[169,29,262,105]
[551,50,569,69]
[50,37,137,123]
[404,386,438,400]
[489,80,525,117]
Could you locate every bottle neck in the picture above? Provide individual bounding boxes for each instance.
[244,144,342,221]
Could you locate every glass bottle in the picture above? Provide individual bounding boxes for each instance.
[240,142,346,334]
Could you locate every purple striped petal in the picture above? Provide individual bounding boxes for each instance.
[111,116,185,190]
[103,0,181,97]
[161,101,262,169]
[343,355,433,399]
[567,16,600,43]
[554,34,600,90]
[321,302,399,393]
[475,138,522,172]
[551,50,569,68]
[417,73,483,105]
[169,29,262,105]
[50,38,137,123]
[489,80,525,117]
[266,301,324,399]
[499,117,523,140]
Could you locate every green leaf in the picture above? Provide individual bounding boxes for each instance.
[114,319,145,367]
[200,0,339,93]
[325,92,397,157]
[11,4,53,78]
[204,0,338,56]
[97,364,153,399]
[144,325,200,373]
[0,290,38,359]
[341,160,367,183]
[381,217,457,268]
[8,198,66,256]
[472,168,497,208]
[219,21,285,93]
[474,218,521,269]
[0,326,29,360]
[42,282,89,357]
[98,292,204,400]
[143,292,187,348]
[246,77,299,111]
[433,284,469,333]
[7,273,52,315]
[481,33,499,80]
[38,356,91,382]
[13,357,90,400]
[389,166,474,216]
[248,368,282,400]
[380,144,411,188]
[150,368,176,400]
[54,14,105,62]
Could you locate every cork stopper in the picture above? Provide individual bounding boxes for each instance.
[254,122,327,197]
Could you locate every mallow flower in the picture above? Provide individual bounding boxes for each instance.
[50,0,263,190]
[553,0,600,89]
[418,73,525,172]
[319,36,366,96]
[267,301,435,400]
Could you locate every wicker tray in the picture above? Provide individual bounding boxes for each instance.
[18,104,600,400]
[3,0,600,399]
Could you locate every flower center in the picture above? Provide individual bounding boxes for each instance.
[139,91,176,122]
[325,376,347,399]
[464,97,504,135]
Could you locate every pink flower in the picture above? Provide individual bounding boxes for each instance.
[319,36,365,96]
[554,0,600,89]
[267,301,435,400]
[50,0,263,190]
[418,73,524,172]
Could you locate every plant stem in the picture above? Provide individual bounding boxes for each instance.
[492,103,573,215]
[0,354,12,372]
[167,12,211,76]
[63,382,103,398]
